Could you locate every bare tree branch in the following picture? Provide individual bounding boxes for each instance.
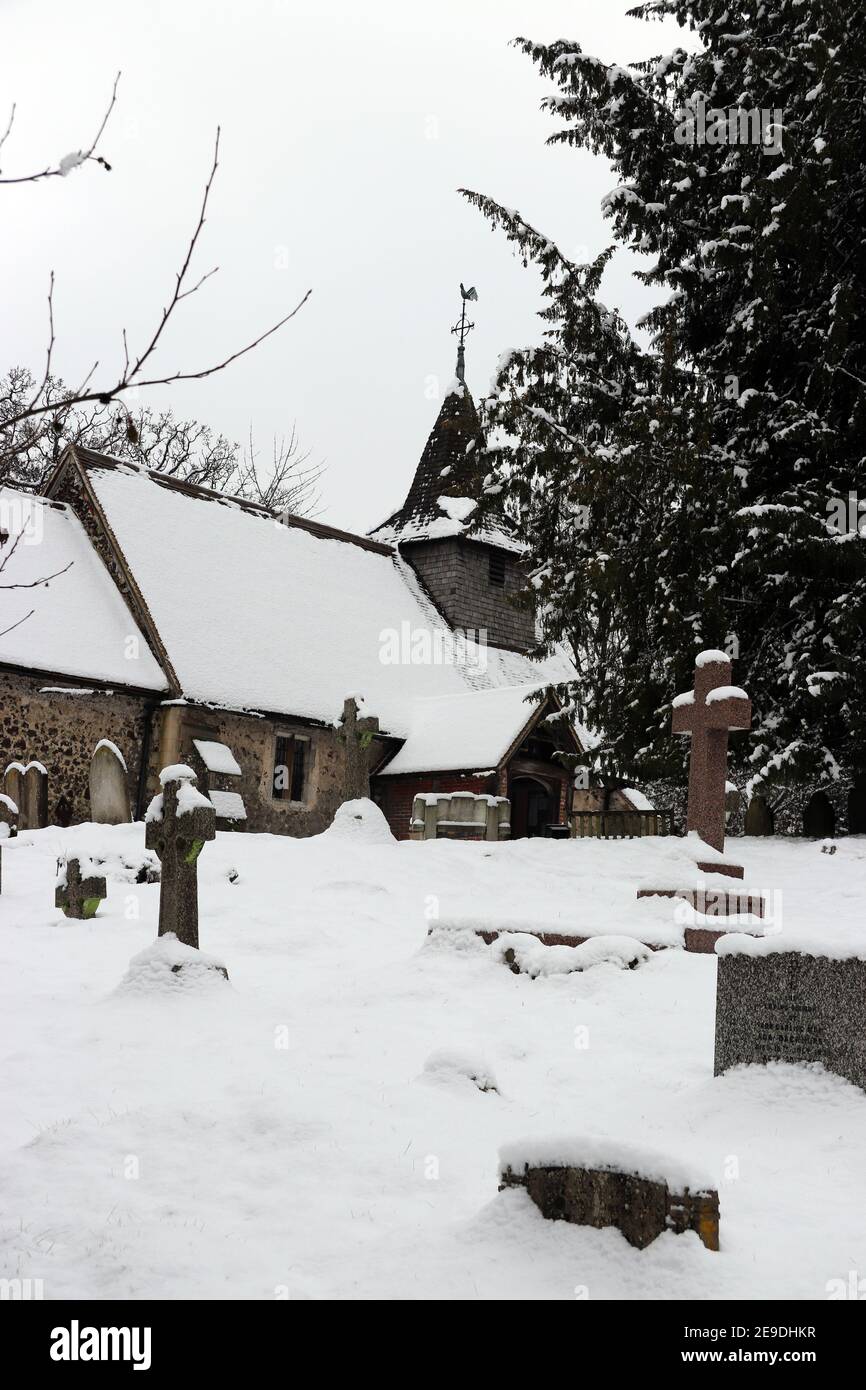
[0,126,311,465]
[0,72,120,184]
[0,608,35,641]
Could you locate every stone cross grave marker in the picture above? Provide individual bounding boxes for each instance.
[715,947,866,1092]
[671,650,751,856]
[339,696,380,802]
[145,765,216,950]
[637,649,764,937]
[56,857,107,920]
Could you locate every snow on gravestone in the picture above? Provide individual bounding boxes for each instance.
[637,650,766,935]
[499,1137,719,1251]
[89,740,131,825]
[714,939,866,1093]
[145,765,218,959]
[4,763,26,831]
[22,762,48,830]
[0,792,18,894]
[55,857,107,920]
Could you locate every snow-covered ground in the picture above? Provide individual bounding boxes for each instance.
[1,809,865,1301]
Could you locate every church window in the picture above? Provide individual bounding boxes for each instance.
[273,734,309,802]
[488,552,505,586]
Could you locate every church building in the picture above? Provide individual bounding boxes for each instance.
[0,338,593,840]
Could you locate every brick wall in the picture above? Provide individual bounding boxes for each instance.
[403,538,536,653]
[373,770,496,839]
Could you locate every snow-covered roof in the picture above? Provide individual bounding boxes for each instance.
[0,487,167,691]
[369,380,524,553]
[379,683,564,775]
[84,461,501,735]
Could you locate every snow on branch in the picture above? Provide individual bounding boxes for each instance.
[0,73,120,185]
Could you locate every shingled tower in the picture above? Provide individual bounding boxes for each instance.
[370,289,535,653]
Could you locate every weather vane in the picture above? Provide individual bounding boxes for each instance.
[451,282,478,382]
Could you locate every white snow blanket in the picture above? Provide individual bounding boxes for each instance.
[0,823,865,1299]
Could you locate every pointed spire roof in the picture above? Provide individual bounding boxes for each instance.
[370,378,523,552]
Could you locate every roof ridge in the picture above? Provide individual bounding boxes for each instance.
[69,445,393,556]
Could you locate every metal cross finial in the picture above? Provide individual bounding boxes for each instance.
[451,283,478,381]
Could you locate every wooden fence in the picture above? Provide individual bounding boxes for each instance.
[571,809,675,839]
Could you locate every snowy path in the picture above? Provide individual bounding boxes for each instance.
[1,821,864,1300]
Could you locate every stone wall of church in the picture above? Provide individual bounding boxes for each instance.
[403,539,536,653]
[162,708,390,837]
[0,670,388,837]
[0,671,151,824]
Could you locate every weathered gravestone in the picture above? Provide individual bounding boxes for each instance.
[338,696,380,801]
[802,791,835,839]
[55,857,107,920]
[0,793,18,894]
[145,765,216,952]
[744,794,774,836]
[22,762,48,830]
[3,763,25,825]
[499,1140,719,1251]
[89,740,131,825]
[714,945,866,1092]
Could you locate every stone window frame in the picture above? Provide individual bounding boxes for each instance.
[272,731,312,805]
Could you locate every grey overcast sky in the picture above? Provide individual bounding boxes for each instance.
[2,0,685,532]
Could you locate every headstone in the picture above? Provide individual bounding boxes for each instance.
[849,781,866,834]
[3,763,25,825]
[715,947,866,1091]
[802,791,835,838]
[22,762,48,830]
[744,794,774,836]
[499,1145,719,1251]
[671,651,751,856]
[55,857,107,920]
[411,791,510,841]
[638,650,764,930]
[339,695,380,801]
[89,740,131,824]
[0,793,18,895]
[145,765,216,951]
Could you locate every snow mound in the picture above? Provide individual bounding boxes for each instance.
[422,1048,498,1093]
[495,933,653,978]
[114,934,229,996]
[320,799,396,845]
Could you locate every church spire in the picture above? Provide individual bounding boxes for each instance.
[451,283,477,383]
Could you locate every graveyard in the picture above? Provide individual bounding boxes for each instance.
[1,802,865,1300]
[1,0,863,1329]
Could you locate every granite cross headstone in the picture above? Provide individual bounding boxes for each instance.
[55,857,107,920]
[671,651,751,855]
[637,650,764,936]
[145,765,216,950]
